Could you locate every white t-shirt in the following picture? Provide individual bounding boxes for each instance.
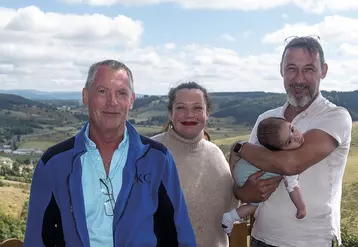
[249,93,352,247]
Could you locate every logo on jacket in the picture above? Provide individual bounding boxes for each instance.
[135,173,151,184]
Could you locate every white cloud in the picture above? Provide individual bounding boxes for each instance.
[348,77,358,85]
[221,34,235,42]
[337,43,358,57]
[59,0,158,6]
[0,6,143,49]
[59,0,290,9]
[1,6,357,95]
[262,15,358,45]
[59,0,358,14]
[164,43,176,50]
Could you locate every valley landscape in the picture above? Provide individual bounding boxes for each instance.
[0,90,357,245]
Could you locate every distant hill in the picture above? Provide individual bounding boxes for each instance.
[0,90,82,100]
[131,90,358,126]
[1,90,357,140]
[0,94,83,141]
[0,94,47,109]
[212,90,358,124]
[0,90,145,100]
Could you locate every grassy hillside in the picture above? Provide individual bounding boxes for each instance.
[0,94,46,109]
[2,90,358,143]
[0,186,29,218]
[341,122,358,235]
[0,94,84,142]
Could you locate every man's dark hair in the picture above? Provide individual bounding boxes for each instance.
[280,36,325,69]
[257,117,287,150]
[167,81,212,112]
[164,81,212,131]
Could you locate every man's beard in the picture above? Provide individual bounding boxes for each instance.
[286,84,316,108]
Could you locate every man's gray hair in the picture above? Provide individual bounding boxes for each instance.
[85,59,134,91]
[280,36,325,68]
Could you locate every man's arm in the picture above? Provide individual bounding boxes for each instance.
[229,113,262,175]
[240,108,352,175]
[23,159,54,247]
[154,152,196,247]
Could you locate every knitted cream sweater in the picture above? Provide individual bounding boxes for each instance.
[152,128,237,247]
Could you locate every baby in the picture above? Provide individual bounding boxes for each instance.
[222,117,306,235]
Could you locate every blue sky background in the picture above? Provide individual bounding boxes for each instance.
[2,0,325,53]
[0,0,358,93]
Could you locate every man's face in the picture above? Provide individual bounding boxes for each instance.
[281,47,328,108]
[82,66,135,132]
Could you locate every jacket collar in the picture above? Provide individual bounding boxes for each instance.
[72,120,148,158]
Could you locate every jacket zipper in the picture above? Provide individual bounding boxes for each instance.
[113,148,150,247]
[68,151,86,247]
[70,205,84,247]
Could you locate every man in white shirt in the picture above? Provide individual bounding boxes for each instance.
[230,36,352,247]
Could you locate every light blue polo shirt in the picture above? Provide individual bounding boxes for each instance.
[81,123,129,247]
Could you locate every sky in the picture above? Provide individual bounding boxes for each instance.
[1,0,358,95]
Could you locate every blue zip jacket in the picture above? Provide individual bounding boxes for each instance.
[23,121,197,247]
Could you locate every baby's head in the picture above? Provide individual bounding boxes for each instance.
[257,117,304,150]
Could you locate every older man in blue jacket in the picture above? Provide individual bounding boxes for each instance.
[23,59,196,247]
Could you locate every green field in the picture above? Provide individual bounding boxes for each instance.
[212,134,250,146]
[135,125,163,136]
[18,141,57,150]
[340,123,358,235]
[0,186,29,218]
[0,153,42,163]
[18,129,78,151]
[132,110,167,121]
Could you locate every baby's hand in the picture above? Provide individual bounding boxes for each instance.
[296,209,306,219]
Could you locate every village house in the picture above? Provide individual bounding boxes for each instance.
[11,148,44,155]
[0,156,14,169]
[0,145,12,154]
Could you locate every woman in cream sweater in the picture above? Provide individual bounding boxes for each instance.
[152,82,237,247]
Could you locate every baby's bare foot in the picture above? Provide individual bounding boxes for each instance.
[296,209,306,219]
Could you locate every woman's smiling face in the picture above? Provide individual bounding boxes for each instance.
[169,88,209,139]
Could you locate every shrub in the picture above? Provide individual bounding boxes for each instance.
[341,226,358,247]
[0,211,26,242]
